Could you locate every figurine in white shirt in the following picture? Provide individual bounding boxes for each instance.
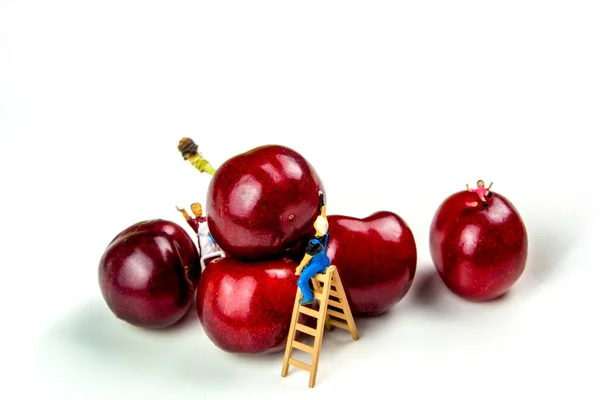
[177,203,225,269]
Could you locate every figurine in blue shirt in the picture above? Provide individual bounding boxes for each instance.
[295,191,330,306]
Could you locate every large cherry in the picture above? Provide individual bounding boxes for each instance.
[326,212,417,316]
[429,191,528,301]
[98,219,200,328]
[206,145,325,260]
[196,257,298,354]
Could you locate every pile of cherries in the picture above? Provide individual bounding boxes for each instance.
[98,145,527,355]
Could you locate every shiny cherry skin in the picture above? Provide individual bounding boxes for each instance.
[206,145,325,260]
[99,219,200,328]
[326,212,417,316]
[430,191,528,301]
[197,257,298,354]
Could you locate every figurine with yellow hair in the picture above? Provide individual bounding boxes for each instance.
[295,191,330,306]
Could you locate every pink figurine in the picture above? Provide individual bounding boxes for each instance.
[466,180,494,207]
[176,203,224,269]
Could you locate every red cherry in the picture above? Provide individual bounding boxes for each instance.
[196,257,298,354]
[98,219,200,328]
[327,212,417,315]
[206,145,325,260]
[430,191,528,301]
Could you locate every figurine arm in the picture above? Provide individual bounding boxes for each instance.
[466,184,471,191]
[320,205,327,218]
[295,253,313,275]
[318,191,326,216]
[176,207,191,220]
[176,207,199,231]
[487,182,493,190]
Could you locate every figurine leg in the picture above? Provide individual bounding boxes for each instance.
[298,259,327,304]
[297,272,314,305]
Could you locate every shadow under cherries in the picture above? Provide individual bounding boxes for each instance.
[409,265,516,317]
[34,298,243,393]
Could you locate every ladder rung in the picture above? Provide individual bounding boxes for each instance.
[328,299,343,309]
[327,309,346,320]
[329,289,340,298]
[299,306,319,318]
[313,291,324,301]
[295,323,317,336]
[314,274,338,287]
[328,319,350,331]
[289,358,311,371]
[292,340,314,354]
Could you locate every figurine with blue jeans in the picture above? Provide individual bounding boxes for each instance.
[295,191,330,306]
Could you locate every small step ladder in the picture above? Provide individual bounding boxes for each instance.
[281,265,359,388]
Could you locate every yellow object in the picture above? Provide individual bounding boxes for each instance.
[281,265,359,388]
[187,153,216,175]
[176,207,191,220]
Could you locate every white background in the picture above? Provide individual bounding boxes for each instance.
[1,1,599,399]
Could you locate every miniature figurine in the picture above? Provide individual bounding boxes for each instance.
[176,203,224,269]
[178,137,216,175]
[466,180,493,207]
[295,191,330,306]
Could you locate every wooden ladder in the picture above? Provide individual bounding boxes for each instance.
[281,265,359,388]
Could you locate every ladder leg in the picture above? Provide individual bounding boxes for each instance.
[332,269,359,340]
[310,276,323,298]
[325,316,333,332]
[308,268,333,388]
[311,276,326,323]
[318,275,332,331]
[311,277,334,332]
[281,287,303,377]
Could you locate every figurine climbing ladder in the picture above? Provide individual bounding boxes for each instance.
[281,265,359,388]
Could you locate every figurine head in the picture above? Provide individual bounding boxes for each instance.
[477,180,485,188]
[178,138,199,160]
[191,203,203,217]
[314,216,329,236]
